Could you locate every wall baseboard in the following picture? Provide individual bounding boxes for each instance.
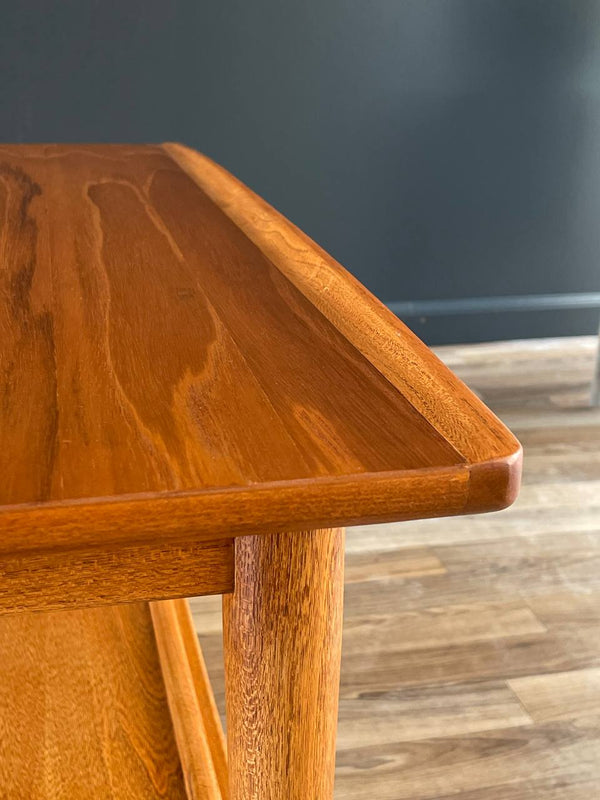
[387,292,600,318]
[387,293,600,345]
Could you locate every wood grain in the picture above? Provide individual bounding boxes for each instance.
[0,143,519,572]
[223,529,344,800]
[335,721,600,800]
[343,545,446,583]
[166,143,522,501]
[335,681,532,751]
[509,667,600,723]
[151,598,228,800]
[0,468,470,556]
[0,603,188,799]
[0,538,233,613]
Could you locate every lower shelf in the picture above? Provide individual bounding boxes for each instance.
[0,598,227,799]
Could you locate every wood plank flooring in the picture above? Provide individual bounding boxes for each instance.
[189,335,600,799]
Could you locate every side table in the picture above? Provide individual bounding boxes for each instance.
[0,144,521,799]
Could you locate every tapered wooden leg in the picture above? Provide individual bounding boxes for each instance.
[223,528,344,800]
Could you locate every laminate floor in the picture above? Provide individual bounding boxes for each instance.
[190,335,600,799]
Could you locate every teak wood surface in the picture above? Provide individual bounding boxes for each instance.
[0,603,190,799]
[0,143,521,573]
[224,529,344,799]
[151,598,229,800]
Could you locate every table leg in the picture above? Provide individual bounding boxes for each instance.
[223,528,344,800]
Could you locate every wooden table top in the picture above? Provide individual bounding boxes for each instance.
[0,144,520,555]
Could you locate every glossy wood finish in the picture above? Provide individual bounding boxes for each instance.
[151,598,228,800]
[0,603,188,799]
[166,143,522,510]
[0,144,520,574]
[0,538,233,614]
[223,529,345,800]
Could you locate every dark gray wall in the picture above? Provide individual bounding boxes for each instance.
[1,0,600,343]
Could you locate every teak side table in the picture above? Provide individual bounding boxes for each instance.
[0,144,521,799]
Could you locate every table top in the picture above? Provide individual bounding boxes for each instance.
[0,144,520,555]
